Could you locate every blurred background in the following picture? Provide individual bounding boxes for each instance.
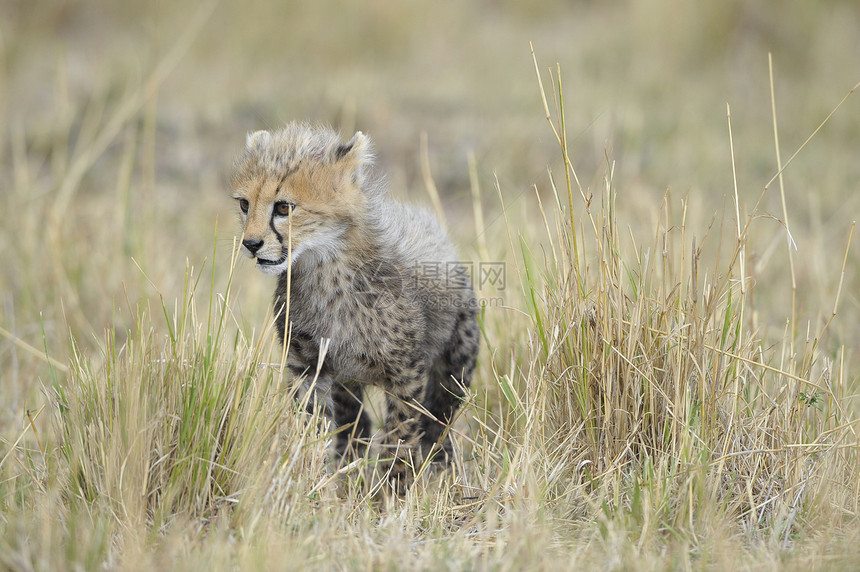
[1,0,859,419]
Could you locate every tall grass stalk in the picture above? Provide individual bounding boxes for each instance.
[54,241,330,539]
[509,55,860,547]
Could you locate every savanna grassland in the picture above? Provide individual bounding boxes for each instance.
[2,1,860,569]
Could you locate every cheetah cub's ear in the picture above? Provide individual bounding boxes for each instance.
[246,130,272,152]
[332,131,372,186]
[333,131,369,163]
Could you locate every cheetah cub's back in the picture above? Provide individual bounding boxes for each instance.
[231,123,480,492]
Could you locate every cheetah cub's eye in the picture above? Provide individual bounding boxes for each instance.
[274,201,295,216]
[237,198,250,213]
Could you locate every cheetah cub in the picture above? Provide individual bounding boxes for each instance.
[231,123,479,491]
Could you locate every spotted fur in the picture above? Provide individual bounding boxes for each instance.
[231,123,479,491]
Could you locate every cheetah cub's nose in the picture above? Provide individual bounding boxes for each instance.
[242,239,264,255]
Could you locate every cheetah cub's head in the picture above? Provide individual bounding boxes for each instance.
[231,123,372,275]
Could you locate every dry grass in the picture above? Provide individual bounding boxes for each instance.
[2,1,860,570]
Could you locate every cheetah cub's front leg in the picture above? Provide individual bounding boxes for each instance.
[378,368,427,493]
